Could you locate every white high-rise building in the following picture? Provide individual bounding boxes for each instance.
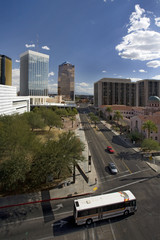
[20,50,49,96]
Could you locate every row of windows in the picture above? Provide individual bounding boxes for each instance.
[78,200,136,217]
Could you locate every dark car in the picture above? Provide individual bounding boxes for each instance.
[108,162,118,174]
[107,146,115,153]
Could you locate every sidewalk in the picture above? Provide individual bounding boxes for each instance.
[49,114,98,199]
[0,114,98,209]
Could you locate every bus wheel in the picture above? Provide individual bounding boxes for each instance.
[124,210,129,216]
[86,218,92,225]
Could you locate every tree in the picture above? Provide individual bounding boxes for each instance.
[129,131,143,143]
[23,111,45,131]
[55,108,68,118]
[106,106,112,120]
[88,113,99,127]
[0,114,38,157]
[113,110,123,125]
[141,138,160,152]
[0,114,40,191]
[0,153,31,191]
[30,131,85,185]
[142,120,158,139]
[39,108,62,131]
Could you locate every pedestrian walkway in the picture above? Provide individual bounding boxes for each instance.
[49,114,98,199]
[0,114,98,209]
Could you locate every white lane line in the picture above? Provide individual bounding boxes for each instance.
[36,236,54,240]
[107,168,150,181]
[91,227,96,240]
[109,219,117,240]
[100,170,129,180]
[1,210,73,227]
[136,164,142,171]
[100,168,150,183]
[103,178,147,194]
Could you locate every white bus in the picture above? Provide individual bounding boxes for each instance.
[73,190,137,225]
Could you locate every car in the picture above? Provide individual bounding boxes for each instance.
[108,162,118,174]
[107,146,114,153]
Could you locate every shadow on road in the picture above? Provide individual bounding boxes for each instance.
[41,190,55,223]
[52,214,132,237]
[116,152,142,161]
[112,135,131,148]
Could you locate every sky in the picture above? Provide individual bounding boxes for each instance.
[1,0,160,95]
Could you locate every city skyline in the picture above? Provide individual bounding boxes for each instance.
[1,0,160,95]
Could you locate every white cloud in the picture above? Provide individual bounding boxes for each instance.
[42,46,50,50]
[130,78,142,82]
[103,0,114,2]
[78,82,89,87]
[102,70,107,73]
[152,75,160,80]
[133,70,136,72]
[146,60,160,68]
[75,83,93,95]
[48,72,55,77]
[115,5,160,61]
[139,69,147,73]
[15,60,20,63]
[12,68,20,90]
[155,17,160,27]
[48,79,58,93]
[25,44,35,48]
[76,85,93,95]
[128,5,150,33]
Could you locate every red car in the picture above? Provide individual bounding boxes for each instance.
[107,146,114,153]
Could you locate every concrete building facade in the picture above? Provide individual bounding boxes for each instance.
[58,62,75,101]
[0,84,30,116]
[0,55,12,86]
[94,78,160,107]
[20,50,49,96]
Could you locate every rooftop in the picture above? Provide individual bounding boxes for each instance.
[148,96,160,102]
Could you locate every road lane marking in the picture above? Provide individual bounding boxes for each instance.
[100,170,129,180]
[106,168,150,182]
[99,168,150,183]
[109,219,117,240]
[103,178,147,194]
[122,159,132,174]
[0,210,73,227]
[36,236,54,240]
[136,164,142,171]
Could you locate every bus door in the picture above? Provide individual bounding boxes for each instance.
[98,207,103,220]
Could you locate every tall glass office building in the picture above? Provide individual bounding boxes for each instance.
[20,50,49,96]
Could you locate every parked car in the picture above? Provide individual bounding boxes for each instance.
[107,146,115,153]
[108,162,118,174]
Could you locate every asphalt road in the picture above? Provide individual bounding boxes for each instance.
[0,108,160,240]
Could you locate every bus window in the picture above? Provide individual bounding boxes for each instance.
[78,210,88,217]
[88,208,98,215]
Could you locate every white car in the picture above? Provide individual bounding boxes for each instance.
[108,162,118,174]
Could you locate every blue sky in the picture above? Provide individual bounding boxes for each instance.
[1,0,160,95]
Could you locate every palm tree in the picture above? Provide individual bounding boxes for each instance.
[105,106,112,121]
[142,120,158,139]
[113,110,123,125]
